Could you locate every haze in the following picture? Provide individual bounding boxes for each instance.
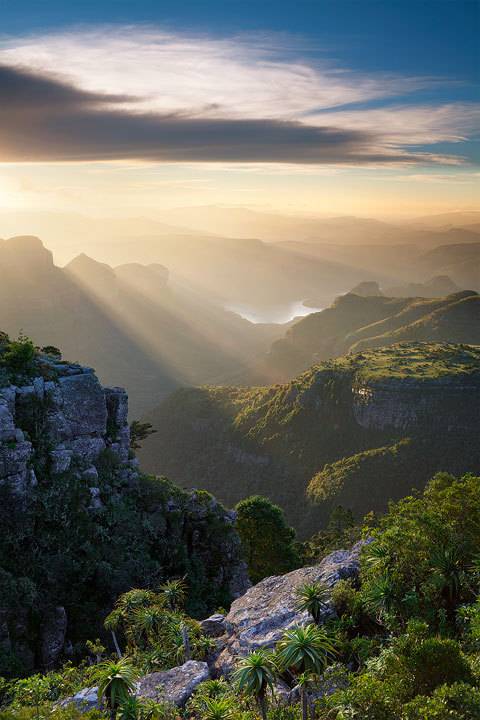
[0,0,479,413]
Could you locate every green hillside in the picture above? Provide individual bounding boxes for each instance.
[261,290,480,381]
[140,343,480,537]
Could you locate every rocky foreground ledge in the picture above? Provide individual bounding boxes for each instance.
[63,541,365,709]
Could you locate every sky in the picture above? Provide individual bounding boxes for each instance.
[0,0,479,219]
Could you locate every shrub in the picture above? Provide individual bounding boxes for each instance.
[331,579,360,620]
[1,336,36,378]
[402,682,480,720]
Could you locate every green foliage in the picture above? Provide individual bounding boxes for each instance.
[233,649,277,696]
[0,705,104,720]
[129,422,156,452]
[235,496,300,583]
[158,579,187,611]
[295,582,329,624]
[103,588,212,673]
[0,467,243,670]
[40,347,62,360]
[330,579,361,622]
[196,697,237,720]
[402,682,480,720]
[308,439,413,504]
[300,506,361,564]
[143,342,480,537]
[94,658,138,713]
[276,625,337,676]
[6,664,88,708]
[0,335,36,380]
[359,472,480,630]
[324,672,398,720]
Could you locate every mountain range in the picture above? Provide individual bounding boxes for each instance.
[260,289,480,381]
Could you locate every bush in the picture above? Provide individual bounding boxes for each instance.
[402,682,480,720]
[1,336,36,378]
[331,579,360,619]
[360,473,480,630]
[324,673,399,720]
[403,637,474,697]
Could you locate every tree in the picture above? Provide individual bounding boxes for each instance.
[96,658,139,720]
[232,649,277,720]
[235,495,300,583]
[129,421,157,451]
[296,582,330,625]
[277,625,337,720]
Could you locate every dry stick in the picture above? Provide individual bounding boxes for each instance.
[111,630,123,658]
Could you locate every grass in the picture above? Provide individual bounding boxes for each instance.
[329,342,480,383]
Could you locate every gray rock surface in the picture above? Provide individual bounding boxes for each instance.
[216,542,366,673]
[200,614,227,638]
[0,362,135,494]
[58,542,366,713]
[59,687,101,711]
[137,660,210,706]
[40,606,67,668]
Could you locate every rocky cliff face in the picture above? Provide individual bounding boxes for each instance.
[352,376,480,432]
[0,356,137,498]
[0,349,249,673]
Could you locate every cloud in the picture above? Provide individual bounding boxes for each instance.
[0,26,435,119]
[307,104,480,146]
[0,63,448,165]
[0,26,477,166]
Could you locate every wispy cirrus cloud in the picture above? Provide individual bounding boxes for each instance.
[0,26,435,118]
[0,26,478,166]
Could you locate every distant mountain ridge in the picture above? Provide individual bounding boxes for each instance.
[260,289,480,382]
[0,236,288,415]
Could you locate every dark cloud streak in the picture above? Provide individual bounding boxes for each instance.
[0,63,430,164]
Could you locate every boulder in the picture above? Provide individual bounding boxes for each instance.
[215,542,366,673]
[137,660,210,706]
[60,687,101,712]
[200,613,227,638]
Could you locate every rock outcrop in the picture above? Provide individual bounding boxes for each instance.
[59,687,102,712]
[0,356,137,499]
[61,543,364,713]
[215,542,366,673]
[137,661,210,706]
[352,375,480,432]
[62,661,210,711]
[0,344,252,672]
[200,613,227,638]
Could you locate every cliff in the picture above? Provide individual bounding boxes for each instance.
[140,343,480,537]
[0,355,136,498]
[0,338,249,673]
